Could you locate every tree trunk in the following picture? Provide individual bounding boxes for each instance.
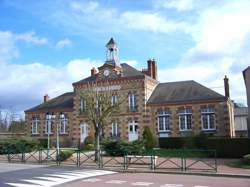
[94,129,100,163]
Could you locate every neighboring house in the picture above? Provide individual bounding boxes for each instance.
[25,38,235,146]
[243,66,250,137]
[234,107,249,137]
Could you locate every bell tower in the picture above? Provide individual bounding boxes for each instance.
[105,38,119,66]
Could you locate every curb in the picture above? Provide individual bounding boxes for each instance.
[114,169,250,179]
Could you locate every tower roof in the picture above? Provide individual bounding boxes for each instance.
[106,37,116,47]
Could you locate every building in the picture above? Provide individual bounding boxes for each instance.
[234,107,248,137]
[243,66,250,137]
[25,38,235,146]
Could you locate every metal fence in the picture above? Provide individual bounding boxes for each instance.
[0,148,217,173]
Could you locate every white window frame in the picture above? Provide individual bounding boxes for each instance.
[59,114,68,134]
[157,111,171,132]
[112,122,119,136]
[111,95,117,106]
[31,117,39,134]
[45,114,54,134]
[201,108,216,131]
[128,93,136,110]
[80,98,86,112]
[179,108,192,131]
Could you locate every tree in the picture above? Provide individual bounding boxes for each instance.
[80,82,125,161]
[8,120,26,133]
[142,126,156,150]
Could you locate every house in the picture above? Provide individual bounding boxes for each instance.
[243,66,250,137]
[234,107,249,137]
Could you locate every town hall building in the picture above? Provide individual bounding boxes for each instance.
[25,38,235,146]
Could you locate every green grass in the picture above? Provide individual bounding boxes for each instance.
[146,149,215,158]
[228,161,250,169]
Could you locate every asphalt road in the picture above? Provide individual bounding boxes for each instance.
[0,163,249,187]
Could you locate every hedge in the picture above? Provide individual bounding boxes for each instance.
[159,137,250,158]
[0,138,40,154]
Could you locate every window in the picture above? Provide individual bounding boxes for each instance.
[59,113,68,134]
[31,117,39,134]
[157,110,170,132]
[111,95,117,106]
[112,121,119,136]
[80,97,86,112]
[178,108,192,131]
[45,113,54,134]
[128,93,136,111]
[201,107,216,130]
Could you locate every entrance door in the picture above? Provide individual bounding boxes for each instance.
[128,121,139,142]
[80,123,88,143]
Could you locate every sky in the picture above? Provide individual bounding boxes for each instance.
[0,0,249,116]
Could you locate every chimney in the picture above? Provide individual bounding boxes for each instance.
[224,75,230,98]
[44,94,49,103]
[147,59,153,77]
[146,59,157,80]
[151,58,157,80]
[91,67,97,76]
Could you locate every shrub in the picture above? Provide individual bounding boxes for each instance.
[102,139,145,156]
[0,138,40,154]
[57,150,74,161]
[142,126,156,150]
[241,154,250,165]
[85,144,95,151]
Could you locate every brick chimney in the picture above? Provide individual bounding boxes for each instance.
[143,59,157,80]
[91,67,97,76]
[224,75,230,98]
[44,94,49,103]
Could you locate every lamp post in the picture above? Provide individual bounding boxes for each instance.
[46,112,52,160]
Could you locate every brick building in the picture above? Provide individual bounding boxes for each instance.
[25,38,235,146]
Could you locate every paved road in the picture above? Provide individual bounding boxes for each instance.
[0,163,249,187]
[64,173,250,187]
[0,163,116,187]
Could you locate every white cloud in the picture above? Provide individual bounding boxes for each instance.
[157,0,250,105]
[120,11,187,33]
[55,38,72,49]
[156,0,194,11]
[15,31,48,45]
[0,59,102,112]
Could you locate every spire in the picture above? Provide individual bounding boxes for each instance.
[105,37,119,66]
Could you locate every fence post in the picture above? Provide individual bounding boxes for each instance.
[21,151,25,163]
[77,149,80,167]
[214,150,217,172]
[39,149,42,163]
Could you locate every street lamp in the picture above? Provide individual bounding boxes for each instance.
[46,112,52,160]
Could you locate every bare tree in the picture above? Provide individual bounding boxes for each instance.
[80,82,125,161]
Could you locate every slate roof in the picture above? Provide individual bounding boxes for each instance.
[243,66,250,83]
[234,107,248,116]
[106,38,116,46]
[147,80,226,105]
[73,63,144,85]
[25,92,74,113]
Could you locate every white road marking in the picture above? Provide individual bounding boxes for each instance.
[5,170,116,187]
[82,178,102,182]
[105,180,127,184]
[194,186,209,187]
[161,184,184,187]
[132,182,154,186]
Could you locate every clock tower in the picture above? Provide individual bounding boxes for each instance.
[105,37,119,66]
[98,38,122,79]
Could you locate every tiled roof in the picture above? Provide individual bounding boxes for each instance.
[25,92,74,113]
[147,80,226,105]
[73,63,144,85]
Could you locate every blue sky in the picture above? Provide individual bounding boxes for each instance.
[0,0,249,115]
